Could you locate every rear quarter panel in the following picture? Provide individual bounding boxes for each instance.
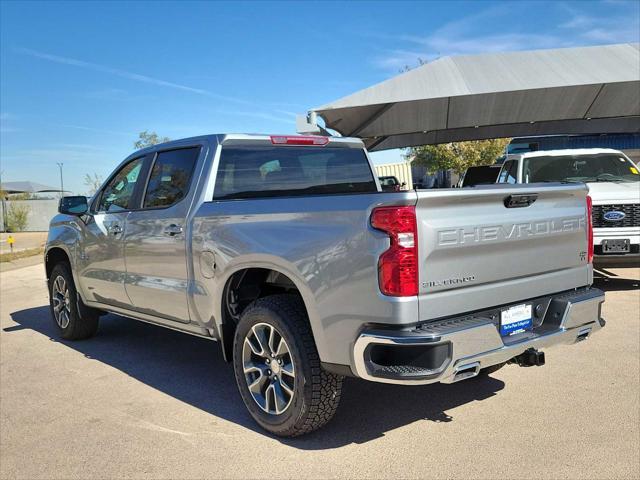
[189,192,418,366]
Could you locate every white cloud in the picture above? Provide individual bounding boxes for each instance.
[559,1,640,43]
[16,47,254,105]
[17,48,304,125]
[79,88,148,102]
[273,109,299,118]
[371,1,640,71]
[216,109,296,124]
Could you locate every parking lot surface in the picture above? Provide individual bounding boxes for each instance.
[1,263,638,479]
[0,232,47,254]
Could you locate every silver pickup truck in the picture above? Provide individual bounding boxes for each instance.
[45,134,605,436]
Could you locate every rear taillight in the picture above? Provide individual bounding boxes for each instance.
[586,195,594,263]
[270,135,329,146]
[370,206,418,297]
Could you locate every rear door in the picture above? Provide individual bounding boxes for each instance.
[123,146,202,322]
[415,184,591,320]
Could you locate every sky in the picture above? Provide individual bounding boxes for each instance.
[1,0,639,194]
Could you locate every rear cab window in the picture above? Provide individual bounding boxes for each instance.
[213,146,377,200]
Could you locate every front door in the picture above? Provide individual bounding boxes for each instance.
[78,156,147,308]
[123,146,201,322]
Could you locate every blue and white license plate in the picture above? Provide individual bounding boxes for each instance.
[500,304,533,336]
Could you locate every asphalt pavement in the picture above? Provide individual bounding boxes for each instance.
[1,262,638,479]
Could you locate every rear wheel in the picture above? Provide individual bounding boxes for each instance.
[233,294,343,437]
[49,263,99,340]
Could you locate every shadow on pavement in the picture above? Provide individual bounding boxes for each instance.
[7,305,504,448]
[593,270,639,292]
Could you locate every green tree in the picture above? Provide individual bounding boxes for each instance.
[6,203,30,231]
[405,138,510,175]
[83,173,103,196]
[134,130,170,150]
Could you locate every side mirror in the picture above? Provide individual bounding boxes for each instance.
[401,182,407,187]
[59,196,88,215]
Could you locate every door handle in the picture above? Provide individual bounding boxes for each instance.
[164,224,183,236]
[108,224,123,235]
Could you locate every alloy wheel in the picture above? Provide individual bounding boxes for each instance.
[242,322,296,415]
[52,275,71,329]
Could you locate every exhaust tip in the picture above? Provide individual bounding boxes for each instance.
[576,328,592,342]
[453,362,480,382]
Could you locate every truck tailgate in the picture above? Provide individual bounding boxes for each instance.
[416,184,591,321]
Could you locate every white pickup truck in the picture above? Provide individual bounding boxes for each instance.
[498,148,640,267]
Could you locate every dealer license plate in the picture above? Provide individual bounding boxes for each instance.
[602,239,630,254]
[500,304,533,336]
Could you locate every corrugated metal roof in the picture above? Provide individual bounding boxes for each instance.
[1,181,61,193]
[313,43,640,151]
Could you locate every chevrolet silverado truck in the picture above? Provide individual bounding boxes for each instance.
[45,134,605,436]
[497,148,640,267]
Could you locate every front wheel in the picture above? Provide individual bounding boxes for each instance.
[49,263,99,340]
[232,295,343,437]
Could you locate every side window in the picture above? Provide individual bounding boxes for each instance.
[498,161,518,184]
[143,147,200,208]
[97,157,145,212]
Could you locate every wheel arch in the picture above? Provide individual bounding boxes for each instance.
[216,261,323,363]
[45,246,72,280]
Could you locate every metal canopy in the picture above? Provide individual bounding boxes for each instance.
[1,181,61,193]
[312,43,640,151]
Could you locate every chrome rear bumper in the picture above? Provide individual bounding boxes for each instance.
[352,288,605,385]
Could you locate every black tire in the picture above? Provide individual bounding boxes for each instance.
[232,294,343,437]
[48,263,99,340]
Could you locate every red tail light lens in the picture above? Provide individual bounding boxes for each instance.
[586,195,594,263]
[371,206,418,296]
[270,135,329,146]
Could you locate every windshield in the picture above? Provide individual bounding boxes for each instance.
[522,153,639,183]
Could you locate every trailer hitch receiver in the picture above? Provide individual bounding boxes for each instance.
[513,348,545,367]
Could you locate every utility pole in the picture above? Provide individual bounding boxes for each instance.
[56,162,64,198]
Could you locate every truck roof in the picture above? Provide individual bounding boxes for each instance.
[131,133,365,157]
[506,147,626,160]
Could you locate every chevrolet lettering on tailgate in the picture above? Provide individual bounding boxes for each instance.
[437,217,584,246]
